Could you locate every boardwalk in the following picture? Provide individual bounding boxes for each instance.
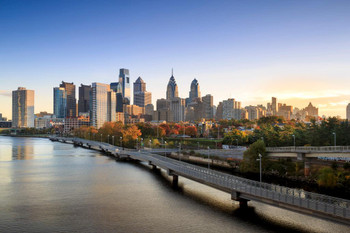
[51,137,350,225]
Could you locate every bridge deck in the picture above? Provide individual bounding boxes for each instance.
[51,137,350,225]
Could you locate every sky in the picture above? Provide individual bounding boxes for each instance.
[1,0,350,119]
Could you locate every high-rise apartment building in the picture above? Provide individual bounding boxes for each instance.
[90,83,110,129]
[78,84,91,115]
[133,77,152,107]
[347,103,350,120]
[53,87,67,118]
[12,87,34,128]
[189,78,201,103]
[59,81,76,117]
[166,70,178,100]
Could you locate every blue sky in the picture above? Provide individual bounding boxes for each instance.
[1,0,350,119]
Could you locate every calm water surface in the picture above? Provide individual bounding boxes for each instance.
[0,136,349,233]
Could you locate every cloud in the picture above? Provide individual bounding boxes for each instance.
[0,90,11,97]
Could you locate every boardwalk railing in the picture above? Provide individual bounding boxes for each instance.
[266,146,350,153]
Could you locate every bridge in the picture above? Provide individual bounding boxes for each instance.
[51,137,350,226]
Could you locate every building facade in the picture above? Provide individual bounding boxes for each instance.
[347,103,350,120]
[189,78,201,104]
[12,87,34,128]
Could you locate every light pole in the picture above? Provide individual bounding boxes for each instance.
[207,146,210,169]
[100,134,102,143]
[141,138,143,149]
[179,143,181,161]
[257,154,262,182]
[112,136,115,146]
[107,135,110,144]
[164,141,167,157]
[292,134,295,148]
[120,137,123,148]
[333,132,336,147]
[149,139,152,150]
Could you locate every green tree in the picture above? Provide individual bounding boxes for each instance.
[240,139,266,173]
[317,167,338,188]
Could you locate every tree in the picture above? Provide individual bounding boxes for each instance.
[240,139,266,173]
[317,167,338,188]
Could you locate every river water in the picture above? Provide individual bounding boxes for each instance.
[0,136,348,233]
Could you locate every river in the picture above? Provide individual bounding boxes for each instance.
[0,136,348,233]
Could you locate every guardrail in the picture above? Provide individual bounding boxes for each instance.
[266,146,350,153]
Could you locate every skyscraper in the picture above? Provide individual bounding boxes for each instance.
[133,77,152,107]
[189,78,201,103]
[78,84,91,115]
[107,90,116,122]
[118,68,130,103]
[53,87,67,118]
[347,103,350,120]
[59,81,76,117]
[166,70,178,100]
[90,83,110,129]
[271,97,278,115]
[12,87,34,128]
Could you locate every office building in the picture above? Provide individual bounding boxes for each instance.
[222,98,242,120]
[59,81,76,117]
[53,87,67,118]
[271,97,278,115]
[202,94,214,119]
[78,84,91,115]
[189,78,201,103]
[107,90,117,122]
[12,87,34,128]
[166,70,179,100]
[170,97,186,122]
[133,77,152,107]
[118,68,131,103]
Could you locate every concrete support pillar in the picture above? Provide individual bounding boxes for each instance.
[239,199,248,208]
[152,165,157,170]
[172,175,178,187]
[304,161,311,177]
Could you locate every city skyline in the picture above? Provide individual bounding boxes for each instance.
[1,1,350,118]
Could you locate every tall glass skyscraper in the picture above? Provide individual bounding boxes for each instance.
[118,68,130,104]
[166,70,178,100]
[53,87,67,118]
[78,84,91,115]
[59,81,76,117]
[189,78,201,103]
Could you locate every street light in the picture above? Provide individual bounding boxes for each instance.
[149,139,152,150]
[207,146,210,169]
[333,132,336,147]
[179,143,181,161]
[112,135,115,146]
[292,134,295,148]
[164,141,167,157]
[257,154,262,182]
[107,135,110,144]
[141,138,143,149]
[236,138,238,147]
[120,137,123,148]
[100,134,102,143]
